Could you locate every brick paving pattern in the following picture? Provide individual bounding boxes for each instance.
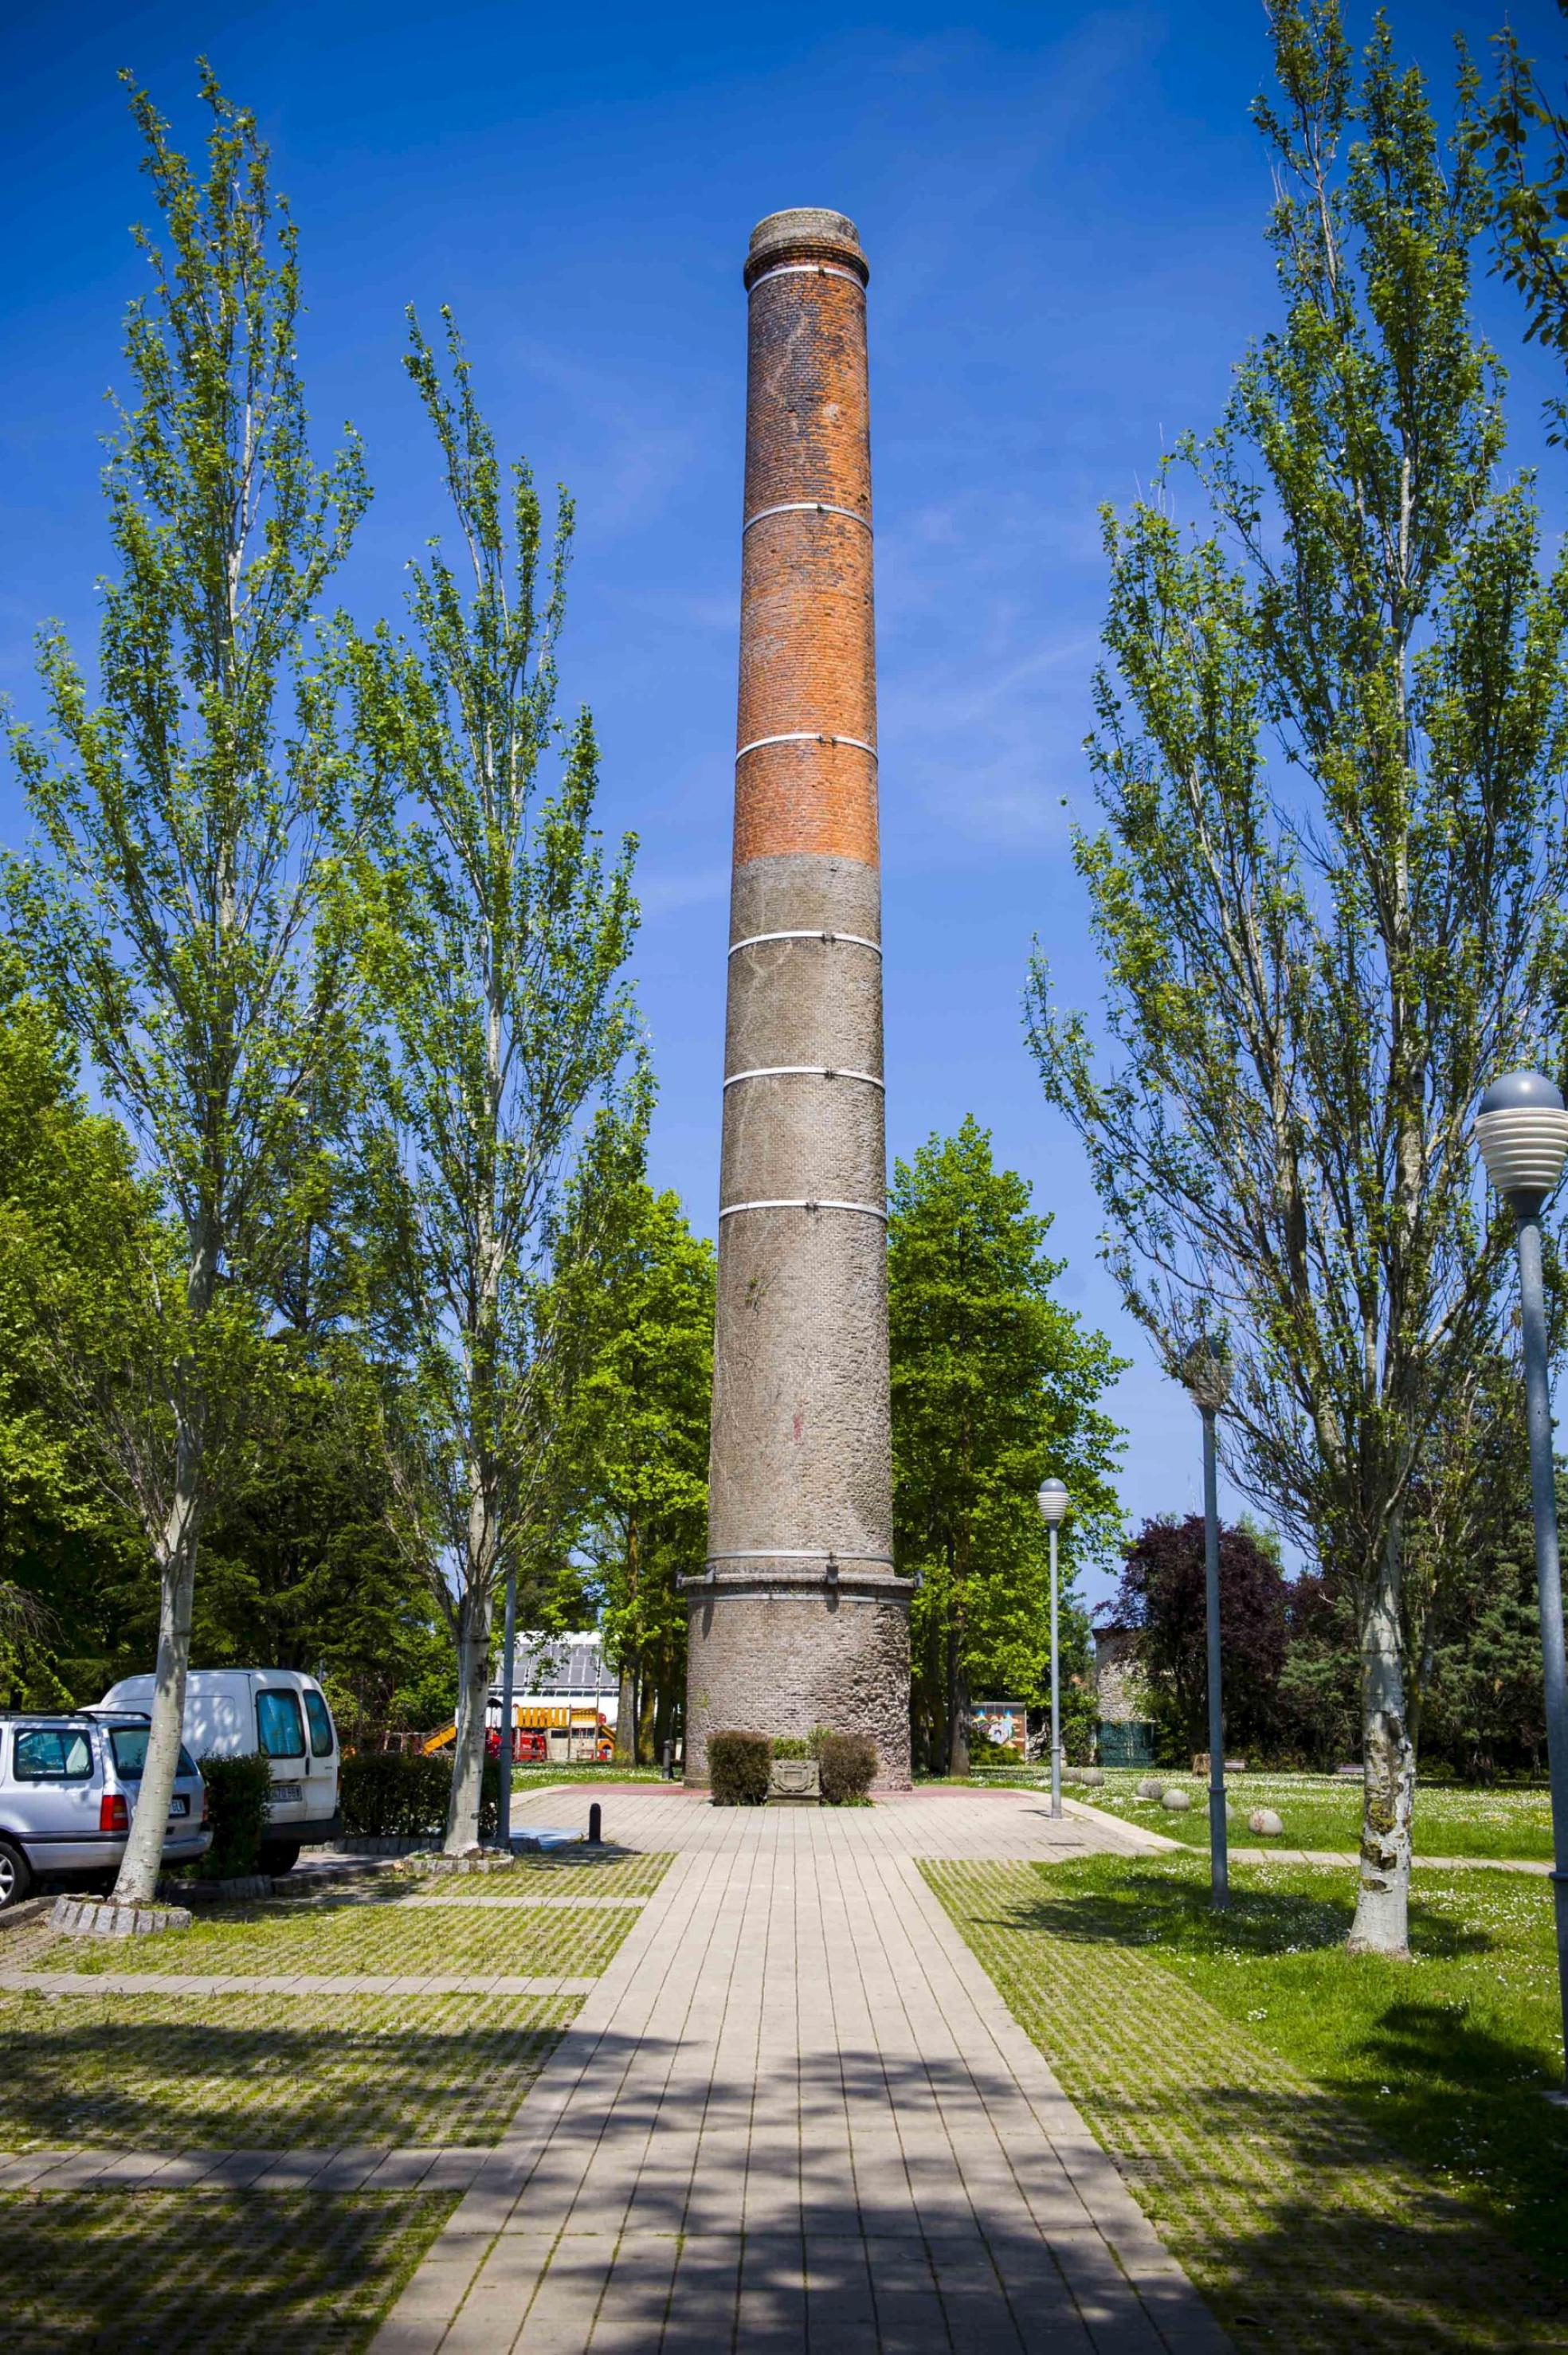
[373,1787,1229,2352]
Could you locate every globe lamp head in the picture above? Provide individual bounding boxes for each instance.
[1476,1072,1568,1208]
[1037,1478,1069,1528]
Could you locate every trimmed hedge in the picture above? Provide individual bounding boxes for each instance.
[341,1750,500,1839]
[709,1730,770,1806]
[817,1732,877,1805]
[198,1753,274,1879]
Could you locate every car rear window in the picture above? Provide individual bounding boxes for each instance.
[108,1729,198,1781]
[257,1689,306,1759]
[13,1727,92,1781]
[304,1691,335,1758]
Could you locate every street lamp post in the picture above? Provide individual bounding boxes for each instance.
[1037,1479,1069,1820]
[496,1568,518,1849]
[1476,1071,1568,2097]
[1181,1338,1232,1913]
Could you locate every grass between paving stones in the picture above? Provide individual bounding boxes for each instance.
[30,1880,649,1977]
[978,1768,1556,1859]
[0,2188,457,2351]
[0,1986,576,2149]
[407,1848,672,1897]
[927,1853,1568,2353]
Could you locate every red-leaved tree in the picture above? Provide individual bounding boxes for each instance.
[1114,1515,1288,1764]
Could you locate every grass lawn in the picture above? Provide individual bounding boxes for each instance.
[0,2188,457,2351]
[31,1853,670,1977]
[976,1767,1556,1859]
[928,1851,1568,2353]
[0,1985,574,2149]
[407,1847,672,1896]
[31,1883,643,1978]
[510,1763,670,1787]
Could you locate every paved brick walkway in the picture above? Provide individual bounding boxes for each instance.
[374,1789,1229,2353]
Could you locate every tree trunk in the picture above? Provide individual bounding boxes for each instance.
[1348,1546,1414,1956]
[445,1583,494,1853]
[613,1668,637,1765]
[637,1679,657,1765]
[113,1456,202,1902]
[946,1612,970,1777]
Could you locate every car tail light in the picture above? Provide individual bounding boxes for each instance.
[99,1791,129,1834]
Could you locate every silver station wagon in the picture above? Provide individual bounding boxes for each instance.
[0,1709,210,1906]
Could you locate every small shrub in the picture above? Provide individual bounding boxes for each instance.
[709,1730,770,1805]
[341,1750,449,1838]
[198,1754,274,1879]
[340,1748,502,1840]
[770,1736,812,1759]
[818,1732,877,1804]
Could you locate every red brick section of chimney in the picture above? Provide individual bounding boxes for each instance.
[683,209,912,1790]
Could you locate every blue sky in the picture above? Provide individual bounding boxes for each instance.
[2,0,1564,1614]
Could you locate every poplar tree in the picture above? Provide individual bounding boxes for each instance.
[351,315,639,1852]
[1029,4,1568,1951]
[5,76,372,1899]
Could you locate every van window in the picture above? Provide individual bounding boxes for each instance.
[108,1729,198,1781]
[304,1691,335,1758]
[14,1726,92,1781]
[256,1689,306,1760]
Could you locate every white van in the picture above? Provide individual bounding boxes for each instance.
[99,1669,341,1871]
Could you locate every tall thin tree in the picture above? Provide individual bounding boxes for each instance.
[1029,3,1568,1952]
[351,314,639,1852]
[6,74,373,1900]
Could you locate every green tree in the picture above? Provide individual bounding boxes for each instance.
[195,1338,449,1743]
[0,974,154,1704]
[1029,3,1568,1953]
[888,1118,1125,1775]
[1480,2,1568,442]
[4,75,374,1898]
[551,1172,714,1764]
[349,314,639,1851]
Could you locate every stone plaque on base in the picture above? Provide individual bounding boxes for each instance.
[769,1758,821,1804]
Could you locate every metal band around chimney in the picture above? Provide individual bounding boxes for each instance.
[723,1065,884,1091]
[743,501,872,535]
[704,1550,896,1565]
[728,929,882,958]
[735,732,878,762]
[718,1197,887,1221]
[748,261,865,292]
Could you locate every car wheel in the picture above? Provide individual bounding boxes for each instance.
[0,1840,32,1910]
[260,1842,300,1875]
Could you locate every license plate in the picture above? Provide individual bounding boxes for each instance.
[167,1796,188,1817]
[272,1784,303,1804]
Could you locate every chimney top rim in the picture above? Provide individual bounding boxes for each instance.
[745,208,868,288]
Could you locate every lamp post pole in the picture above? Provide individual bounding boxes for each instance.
[496,1568,518,1849]
[1037,1481,1069,1820]
[1477,1072,1568,2094]
[1181,1341,1231,1913]
[1200,1402,1229,1913]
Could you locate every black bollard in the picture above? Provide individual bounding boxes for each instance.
[588,1801,602,1847]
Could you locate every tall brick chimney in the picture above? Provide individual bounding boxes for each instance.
[684,208,912,1788]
